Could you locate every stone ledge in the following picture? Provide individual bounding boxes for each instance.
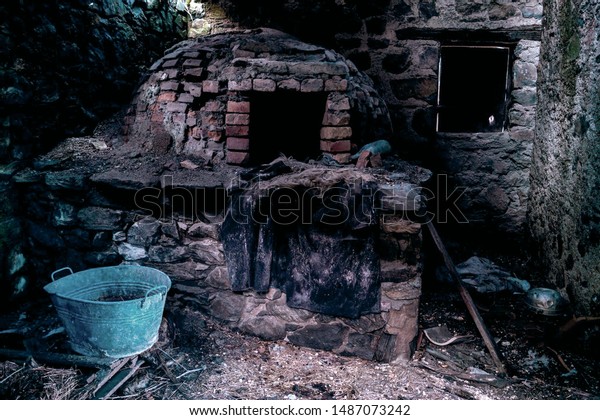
[45,171,88,191]
[91,169,160,190]
[159,172,228,189]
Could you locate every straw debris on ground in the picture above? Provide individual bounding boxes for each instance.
[0,360,83,400]
[1,293,599,400]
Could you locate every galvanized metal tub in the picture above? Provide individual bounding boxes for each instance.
[44,265,171,358]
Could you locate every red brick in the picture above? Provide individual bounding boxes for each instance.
[163,59,179,68]
[277,79,301,91]
[178,93,194,103]
[185,111,198,127]
[202,80,219,93]
[203,100,224,112]
[301,79,324,92]
[227,137,250,151]
[320,126,352,140]
[227,101,250,113]
[166,102,188,113]
[324,78,349,92]
[183,59,202,68]
[226,113,250,125]
[163,50,182,60]
[326,96,351,111]
[322,111,351,126]
[207,130,223,142]
[183,83,202,97]
[161,81,179,91]
[184,68,204,79]
[320,140,351,153]
[183,51,201,59]
[226,151,251,165]
[226,125,250,137]
[253,78,276,92]
[157,91,177,102]
[160,69,178,80]
[151,111,163,122]
[228,80,252,91]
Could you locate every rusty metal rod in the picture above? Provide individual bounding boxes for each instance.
[425,222,507,376]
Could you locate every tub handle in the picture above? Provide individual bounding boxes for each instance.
[51,267,74,282]
[141,285,168,308]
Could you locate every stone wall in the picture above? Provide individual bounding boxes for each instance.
[0,173,23,301]
[528,0,600,316]
[0,0,187,304]
[0,0,187,162]
[433,40,539,234]
[14,149,425,361]
[204,0,543,235]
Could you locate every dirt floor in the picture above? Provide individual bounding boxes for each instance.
[1,283,599,400]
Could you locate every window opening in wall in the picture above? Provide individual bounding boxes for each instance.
[437,45,510,133]
[249,92,326,164]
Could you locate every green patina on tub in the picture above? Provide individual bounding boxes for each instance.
[44,265,171,358]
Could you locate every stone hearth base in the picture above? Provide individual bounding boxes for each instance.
[16,144,425,362]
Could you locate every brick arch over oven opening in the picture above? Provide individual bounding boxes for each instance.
[122,30,392,165]
[225,88,354,165]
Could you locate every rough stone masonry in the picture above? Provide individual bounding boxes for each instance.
[15,143,430,362]
[529,0,600,318]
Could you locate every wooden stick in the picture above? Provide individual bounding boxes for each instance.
[93,356,135,394]
[425,222,507,376]
[93,357,144,400]
[157,352,180,384]
[0,365,26,385]
[176,367,205,379]
[546,347,572,372]
[0,348,115,368]
[554,316,600,340]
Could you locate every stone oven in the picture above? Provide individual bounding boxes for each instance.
[122,28,392,165]
[17,28,430,363]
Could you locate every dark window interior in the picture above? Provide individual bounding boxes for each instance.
[250,92,326,164]
[437,46,510,133]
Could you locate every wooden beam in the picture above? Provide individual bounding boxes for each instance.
[425,222,507,376]
[395,27,541,42]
